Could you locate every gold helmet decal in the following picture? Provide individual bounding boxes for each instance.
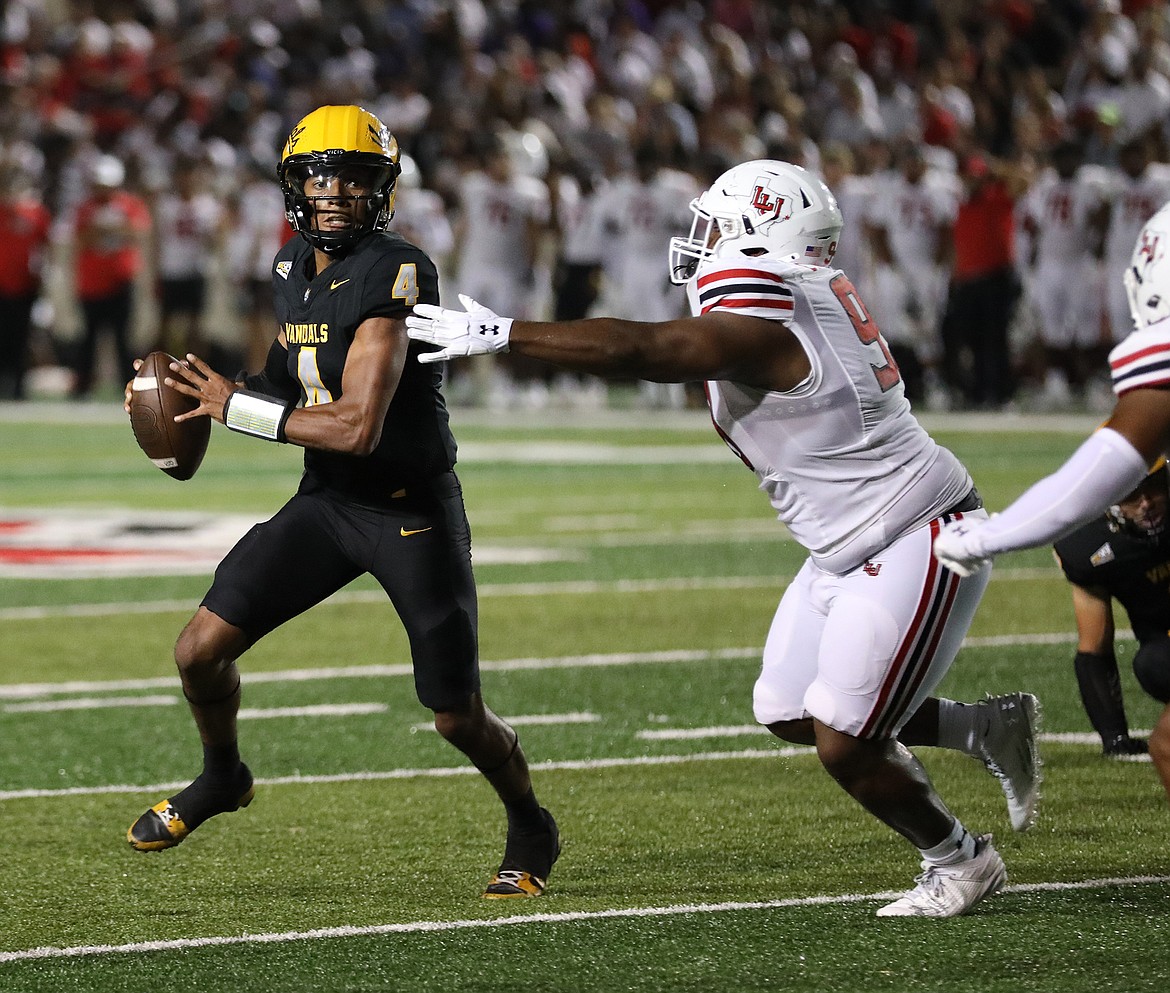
[278,105,401,254]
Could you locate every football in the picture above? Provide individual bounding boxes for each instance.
[128,351,211,480]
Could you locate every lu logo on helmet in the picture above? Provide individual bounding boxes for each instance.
[751,184,784,219]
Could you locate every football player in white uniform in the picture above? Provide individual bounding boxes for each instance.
[934,199,1170,804]
[450,134,552,405]
[866,143,957,405]
[1017,140,1109,404]
[407,160,1042,918]
[1101,137,1170,344]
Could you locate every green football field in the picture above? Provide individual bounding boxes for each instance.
[1,400,1167,992]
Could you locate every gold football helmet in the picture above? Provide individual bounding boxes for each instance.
[278,105,400,254]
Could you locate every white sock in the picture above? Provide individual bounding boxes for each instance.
[919,818,977,866]
[935,699,987,755]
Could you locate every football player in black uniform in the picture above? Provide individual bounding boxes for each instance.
[122,105,559,899]
[1054,462,1170,756]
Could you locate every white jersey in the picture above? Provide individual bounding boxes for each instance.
[868,172,957,271]
[154,191,225,279]
[454,171,550,277]
[391,186,454,262]
[1103,165,1170,339]
[228,179,288,282]
[1020,167,1107,265]
[1019,166,1109,347]
[597,169,698,321]
[1110,319,1170,396]
[692,258,973,575]
[555,173,606,266]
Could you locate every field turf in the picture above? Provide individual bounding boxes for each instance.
[1,401,1166,992]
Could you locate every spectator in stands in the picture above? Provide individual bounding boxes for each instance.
[0,146,52,399]
[152,153,230,361]
[940,152,1028,409]
[70,154,150,398]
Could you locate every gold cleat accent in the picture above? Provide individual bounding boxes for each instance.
[127,781,255,852]
[127,799,192,851]
[483,869,548,899]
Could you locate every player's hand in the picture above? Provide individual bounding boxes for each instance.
[123,357,143,415]
[932,520,993,578]
[165,353,236,424]
[405,294,513,364]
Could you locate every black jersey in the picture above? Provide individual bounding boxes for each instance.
[270,230,455,505]
[1054,515,1170,643]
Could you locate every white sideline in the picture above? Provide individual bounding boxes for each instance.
[2,874,1167,964]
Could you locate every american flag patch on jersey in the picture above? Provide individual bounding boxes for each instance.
[696,267,794,318]
[1109,326,1170,395]
[804,245,819,258]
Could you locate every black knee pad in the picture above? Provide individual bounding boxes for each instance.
[1133,637,1170,703]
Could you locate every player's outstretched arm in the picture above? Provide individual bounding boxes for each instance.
[406,295,809,391]
[933,403,1164,575]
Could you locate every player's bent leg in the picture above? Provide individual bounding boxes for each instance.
[1150,703,1170,802]
[127,608,254,852]
[813,722,955,849]
[810,722,1007,919]
[764,717,816,745]
[433,694,560,898]
[899,693,1043,832]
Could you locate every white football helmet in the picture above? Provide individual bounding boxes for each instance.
[669,160,843,284]
[1124,200,1170,330]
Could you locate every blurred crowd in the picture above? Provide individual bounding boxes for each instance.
[2,0,1170,411]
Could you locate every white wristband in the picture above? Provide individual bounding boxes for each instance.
[223,390,293,442]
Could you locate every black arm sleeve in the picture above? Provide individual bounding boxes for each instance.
[1073,649,1130,743]
[241,339,300,403]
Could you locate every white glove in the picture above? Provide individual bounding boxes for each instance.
[932,519,993,578]
[405,294,513,364]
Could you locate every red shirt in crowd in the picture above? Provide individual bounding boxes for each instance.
[0,196,52,298]
[73,189,151,300]
[952,178,1017,281]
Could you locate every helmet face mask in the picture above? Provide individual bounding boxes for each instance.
[1107,462,1170,543]
[1124,202,1170,331]
[669,160,843,285]
[279,106,400,255]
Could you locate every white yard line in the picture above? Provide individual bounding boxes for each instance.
[411,711,599,731]
[0,567,1067,623]
[0,748,803,801]
[0,632,1092,701]
[1,873,1165,964]
[0,635,1090,701]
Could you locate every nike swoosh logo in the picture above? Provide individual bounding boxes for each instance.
[400,526,433,537]
[330,278,351,290]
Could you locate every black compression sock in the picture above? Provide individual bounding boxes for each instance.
[170,758,252,830]
[202,742,242,782]
[503,787,545,836]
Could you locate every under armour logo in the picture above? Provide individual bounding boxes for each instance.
[862,561,882,576]
[478,324,499,336]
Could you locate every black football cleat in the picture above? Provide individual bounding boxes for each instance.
[484,807,560,899]
[1103,735,1149,757]
[127,765,255,852]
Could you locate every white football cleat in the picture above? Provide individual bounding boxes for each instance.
[978,692,1042,832]
[877,834,1007,918]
